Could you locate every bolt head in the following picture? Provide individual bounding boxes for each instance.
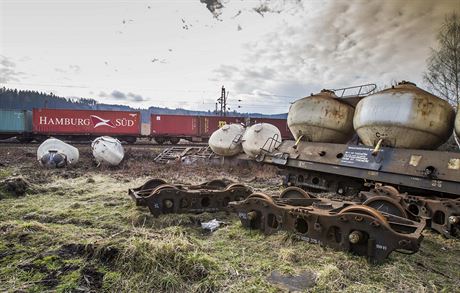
[348,231,361,244]
[448,216,459,224]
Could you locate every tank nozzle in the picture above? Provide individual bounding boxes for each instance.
[372,139,383,156]
[293,135,304,150]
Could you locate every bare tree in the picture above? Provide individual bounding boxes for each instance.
[424,13,460,108]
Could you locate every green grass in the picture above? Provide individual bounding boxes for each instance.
[0,173,459,292]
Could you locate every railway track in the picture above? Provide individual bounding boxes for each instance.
[0,141,208,148]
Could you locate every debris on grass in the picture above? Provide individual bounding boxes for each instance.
[201,219,225,232]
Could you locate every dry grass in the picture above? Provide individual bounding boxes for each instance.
[0,146,459,292]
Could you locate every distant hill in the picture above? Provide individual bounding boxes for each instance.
[0,87,287,123]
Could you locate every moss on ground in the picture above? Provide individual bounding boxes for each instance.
[0,173,459,292]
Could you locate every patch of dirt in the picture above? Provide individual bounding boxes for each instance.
[0,145,283,192]
[58,243,91,258]
[1,176,30,196]
[18,255,80,290]
[58,243,119,264]
[78,265,104,291]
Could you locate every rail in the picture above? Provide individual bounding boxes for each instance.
[331,83,377,98]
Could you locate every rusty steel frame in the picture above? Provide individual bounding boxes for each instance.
[229,194,425,263]
[129,179,253,217]
[359,188,460,238]
[251,140,460,196]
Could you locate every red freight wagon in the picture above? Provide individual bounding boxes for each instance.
[250,117,293,140]
[33,108,141,142]
[150,114,199,144]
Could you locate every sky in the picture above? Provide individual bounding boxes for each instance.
[0,0,458,114]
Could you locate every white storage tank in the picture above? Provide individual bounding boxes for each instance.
[287,90,355,143]
[208,124,245,156]
[353,81,455,149]
[92,136,125,166]
[37,138,79,168]
[242,123,281,158]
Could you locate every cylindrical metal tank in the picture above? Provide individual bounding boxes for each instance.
[37,138,79,168]
[208,124,245,156]
[353,81,455,149]
[242,123,281,158]
[92,136,125,166]
[287,90,355,143]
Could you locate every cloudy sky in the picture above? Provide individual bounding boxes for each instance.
[0,0,458,114]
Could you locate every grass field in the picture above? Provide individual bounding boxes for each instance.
[0,146,459,292]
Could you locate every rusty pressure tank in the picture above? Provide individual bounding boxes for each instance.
[287,90,355,143]
[242,123,281,158]
[353,81,455,149]
[209,124,245,156]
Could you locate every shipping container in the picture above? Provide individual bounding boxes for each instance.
[0,109,32,139]
[151,114,199,136]
[199,116,246,137]
[33,108,141,136]
[150,114,247,143]
[150,114,199,143]
[250,117,293,140]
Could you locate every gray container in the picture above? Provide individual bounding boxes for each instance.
[287,90,355,143]
[353,81,455,149]
[209,124,245,157]
[37,138,79,167]
[0,109,32,139]
[242,123,281,158]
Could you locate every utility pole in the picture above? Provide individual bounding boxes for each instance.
[217,85,228,117]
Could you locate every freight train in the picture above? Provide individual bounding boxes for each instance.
[209,81,460,240]
[0,108,292,144]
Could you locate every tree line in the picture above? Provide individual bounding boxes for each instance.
[0,87,287,123]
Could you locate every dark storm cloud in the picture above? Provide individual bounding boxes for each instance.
[99,90,147,102]
[200,0,224,18]
[213,0,458,103]
[0,55,24,83]
[200,0,300,19]
[253,3,282,17]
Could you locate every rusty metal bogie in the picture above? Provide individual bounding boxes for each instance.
[230,194,425,263]
[129,179,252,217]
[360,189,460,238]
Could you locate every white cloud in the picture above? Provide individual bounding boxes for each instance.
[1,0,457,114]
[0,55,24,83]
[213,0,458,111]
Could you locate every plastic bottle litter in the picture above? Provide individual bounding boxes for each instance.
[201,219,225,232]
